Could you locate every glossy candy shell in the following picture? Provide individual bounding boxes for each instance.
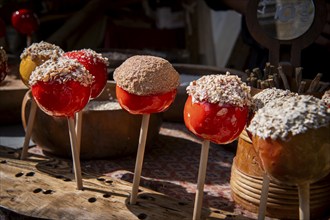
[11,9,39,35]
[184,95,248,144]
[64,51,107,99]
[252,126,330,185]
[31,80,91,117]
[116,85,177,114]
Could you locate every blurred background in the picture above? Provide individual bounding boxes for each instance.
[0,0,245,71]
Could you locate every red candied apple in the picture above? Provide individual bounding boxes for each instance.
[184,95,249,144]
[11,9,39,35]
[64,49,108,99]
[30,57,93,118]
[116,85,177,114]
[113,55,180,114]
[184,74,251,144]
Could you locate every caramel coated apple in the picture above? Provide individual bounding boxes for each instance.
[252,127,330,185]
[248,95,330,185]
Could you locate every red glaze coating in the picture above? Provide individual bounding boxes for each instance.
[184,95,249,144]
[11,9,39,35]
[31,80,91,118]
[116,85,177,114]
[64,50,107,99]
[0,18,5,38]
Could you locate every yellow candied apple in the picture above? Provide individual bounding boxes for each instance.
[19,41,64,87]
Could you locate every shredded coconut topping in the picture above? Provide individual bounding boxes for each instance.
[252,87,297,111]
[29,57,94,87]
[0,47,9,74]
[322,90,330,106]
[20,41,64,62]
[69,48,109,66]
[113,55,179,95]
[247,95,330,140]
[186,73,252,107]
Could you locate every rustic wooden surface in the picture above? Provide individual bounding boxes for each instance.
[0,145,247,220]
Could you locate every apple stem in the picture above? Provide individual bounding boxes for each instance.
[193,139,210,220]
[258,173,270,220]
[21,97,37,160]
[130,113,150,205]
[67,116,83,190]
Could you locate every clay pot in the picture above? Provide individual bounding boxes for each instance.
[21,81,163,159]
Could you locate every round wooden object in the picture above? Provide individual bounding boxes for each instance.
[21,81,163,159]
[231,130,330,219]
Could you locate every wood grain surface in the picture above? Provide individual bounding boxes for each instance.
[0,145,245,220]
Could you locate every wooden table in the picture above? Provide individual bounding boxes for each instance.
[0,123,250,220]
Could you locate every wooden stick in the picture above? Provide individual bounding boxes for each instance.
[272,73,280,89]
[130,114,150,205]
[307,73,322,93]
[277,66,290,90]
[264,62,271,80]
[21,98,37,160]
[266,78,275,88]
[258,174,270,220]
[298,183,310,220]
[318,82,330,93]
[192,140,210,220]
[252,67,262,79]
[27,35,32,47]
[298,81,306,94]
[249,74,258,88]
[67,116,83,190]
[295,67,303,92]
[75,111,83,155]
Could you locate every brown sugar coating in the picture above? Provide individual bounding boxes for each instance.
[20,41,64,64]
[113,55,179,95]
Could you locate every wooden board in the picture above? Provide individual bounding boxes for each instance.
[0,145,244,220]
